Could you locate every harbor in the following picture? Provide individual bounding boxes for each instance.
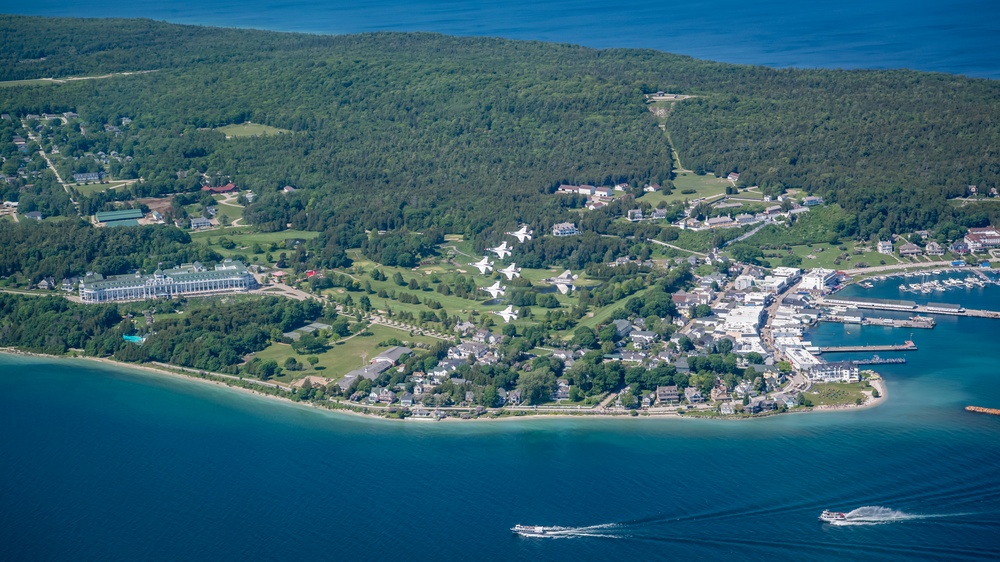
[820,295,1000,319]
[819,315,935,329]
[817,340,917,354]
[851,355,906,366]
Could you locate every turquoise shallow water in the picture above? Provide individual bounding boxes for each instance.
[2,280,1000,560]
[6,0,1000,78]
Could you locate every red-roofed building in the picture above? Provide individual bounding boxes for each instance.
[964,226,1000,252]
[202,182,238,194]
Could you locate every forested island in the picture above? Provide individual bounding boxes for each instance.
[0,15,993,419]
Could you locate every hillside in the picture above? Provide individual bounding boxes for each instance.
[1,15,998,244]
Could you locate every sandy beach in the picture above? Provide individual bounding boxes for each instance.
[0,348,888,423]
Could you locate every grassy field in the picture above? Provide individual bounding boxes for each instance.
[761,242,888,270]
[73,180,130,197]
[640,172,730,205]
[192,229,319,258]
[254,324,440,384]
[806,382,867,406]
[210,195,244,222]
[215,123,292,137]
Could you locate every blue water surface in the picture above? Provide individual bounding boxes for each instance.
[5,0,1000,78]
[2,280,1000,561]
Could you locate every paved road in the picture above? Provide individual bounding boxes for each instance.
[722,221,770,247]
[150,361,290,391]
[649,238,707,257]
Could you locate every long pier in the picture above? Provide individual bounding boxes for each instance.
[821,296,1000,319]
[820,316,935,329]
[818,340,917,353]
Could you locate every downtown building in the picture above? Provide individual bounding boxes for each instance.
[79,260,257,303]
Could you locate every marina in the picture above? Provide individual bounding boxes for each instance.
[851,355,906,366]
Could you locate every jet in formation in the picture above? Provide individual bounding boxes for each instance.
[544,270,577,294]
[494,305,518,323]
[481,281,506,299]
[489,240,513,260]
[506,225,533,243]
[498,262,521,280]
[472,256,494,274]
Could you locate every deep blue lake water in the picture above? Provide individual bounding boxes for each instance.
[2,279,1000,560]
[2,2,1000,558]
[6,0,1000,78]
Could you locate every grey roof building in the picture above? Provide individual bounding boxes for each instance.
[79,260,256,303]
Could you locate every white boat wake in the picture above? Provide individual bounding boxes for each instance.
[829,506,935,526]
[514,523,624,539]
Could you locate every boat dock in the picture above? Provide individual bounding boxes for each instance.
[820,315,935,329]
[852,355,906,365]
[821,296,1000,319]
[818,340,917,353]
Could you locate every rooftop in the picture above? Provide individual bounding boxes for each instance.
[95,209,144,222]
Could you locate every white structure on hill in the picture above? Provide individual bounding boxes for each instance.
[80,260,256,303]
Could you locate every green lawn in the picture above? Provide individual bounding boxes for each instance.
[253,324,440,384]
[211,195,244,222]
[575,286,654,331]
[806,382,867,406]
[640,172,731,204]
[73,180,129,197]
[215,123,292,137]
[764,241,905,270]
[192,229,320,259]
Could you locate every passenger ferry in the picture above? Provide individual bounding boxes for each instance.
[511,524,553,536]
[819,510,847,523]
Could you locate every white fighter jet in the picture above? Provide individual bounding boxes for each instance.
[544,270,577,294]
[488,240,512,260]
[498,262,521,280]
[507,225,533,243]
[493,305,518,323]
[481,281,506,299]
[472,256,494,275]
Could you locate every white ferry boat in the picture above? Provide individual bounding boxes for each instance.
[511,524,553,536]
[819,510,847,523]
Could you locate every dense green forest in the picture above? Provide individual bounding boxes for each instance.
[0,292,327,373]
[0,220,222,283]
[2,15,997,246]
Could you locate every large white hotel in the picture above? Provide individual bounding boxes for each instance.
[79,260,257,303]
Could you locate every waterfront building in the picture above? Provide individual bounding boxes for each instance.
[799,268,838,292]
[805,361,860,383]
[964,227,1000,252]
[877,240,894,254]
[785,347,822,371]
[79,260,256,303]
[925,241,945,255]
[899,243,922,257]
